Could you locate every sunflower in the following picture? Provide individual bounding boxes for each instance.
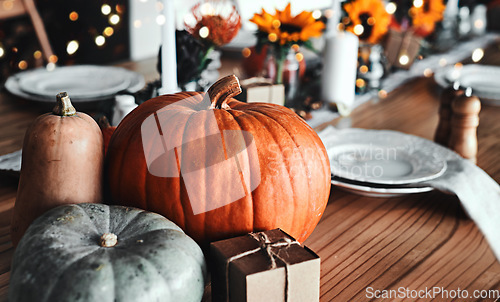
[250,3,325,46]
[344,0,391,44]
[410,0,446,36]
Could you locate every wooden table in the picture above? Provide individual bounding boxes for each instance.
[1,43,500,301]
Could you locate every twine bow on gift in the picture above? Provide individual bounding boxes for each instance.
[225,231,300,301]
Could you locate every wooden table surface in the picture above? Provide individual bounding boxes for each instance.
[1,42,500,301]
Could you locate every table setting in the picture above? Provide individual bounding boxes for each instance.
[1,0,500,301]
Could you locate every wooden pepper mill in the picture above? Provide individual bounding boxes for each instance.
[448,87,481,163]
[434,82,463,146]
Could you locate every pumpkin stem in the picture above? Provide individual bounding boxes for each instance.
[100,233,118,247]
[208,75,242,110]
[98,116,111,130]
[53,92,77,116]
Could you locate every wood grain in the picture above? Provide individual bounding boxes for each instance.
[0,42,499,301]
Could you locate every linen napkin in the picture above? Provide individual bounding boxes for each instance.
[318,126,500,261]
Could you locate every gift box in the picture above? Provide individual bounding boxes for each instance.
[210,229,320,302]
[235,78,285,106]
[384,29,422,70]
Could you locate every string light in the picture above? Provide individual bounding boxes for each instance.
[101,4,112,15]
[359,65,369,74]
[95,35,106,46]
[46,62,56,71]
[103,27,114,37]
[324,9,333,19]
[439,58,447,66]
[423,68,433,77]
[199,26,209,39]
[0,46,4,58]
[312,10,322,20]
[378,90,388,98]
[413,0,423,8]
[115,4,124,14]
[2,0,13,10]
[18,60,28,70]
[49,55,58,63]
[156,15,166,25]
[386,2,397,14]
[356,78,366,88]
[66,40,79,55]
[353,24,364,35]
[69,11,79,21]
[242,48,251,58]
[367,17,376,26]
[472,48,484,62]
[295,52,304,62]
[109,14,120,25]
[399,54,410,65]
[272,20,281,29]
[33,50,42,59]
[268,33,278,42]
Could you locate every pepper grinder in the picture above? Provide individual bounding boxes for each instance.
[434,82,463,146]
[448,87,481,163]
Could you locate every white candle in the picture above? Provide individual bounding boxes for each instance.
[445,0,459,18]
[328,0,342,35]
[321,31,359,116]
[160,0,179,94]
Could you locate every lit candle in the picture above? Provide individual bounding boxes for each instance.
[160,0,179,94]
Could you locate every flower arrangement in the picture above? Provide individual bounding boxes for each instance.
[179,0,241,88]
[343,0,391,44]
[389,0,446,37]
[249,3,325,84]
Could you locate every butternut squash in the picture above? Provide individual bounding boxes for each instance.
[11,92,103,247]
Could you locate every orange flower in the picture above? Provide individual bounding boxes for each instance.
[410,0,446,36]
[185,1,241,47]
[344,0,391,44]
[250,3,325,45]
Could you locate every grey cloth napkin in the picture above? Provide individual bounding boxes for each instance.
[319,127,500,261]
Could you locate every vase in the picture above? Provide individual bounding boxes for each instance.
[261,47,300,107]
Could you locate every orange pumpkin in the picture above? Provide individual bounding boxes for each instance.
[105,75,330,245]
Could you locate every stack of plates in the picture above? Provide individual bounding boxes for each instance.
[5,65,145,103]
[321,128,448,197]
[434,64,500,106]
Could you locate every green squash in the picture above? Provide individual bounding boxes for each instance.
[9,203,206,302]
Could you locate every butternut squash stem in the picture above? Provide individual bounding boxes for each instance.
[53,92,76,116]
[100,233,118,247]
[208,75,242,109]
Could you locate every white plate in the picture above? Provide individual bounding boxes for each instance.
[18,65,130,99]
[434,64,500,106]
[323,129,447,185]
[331,177,433,197]
[5,66,145,102]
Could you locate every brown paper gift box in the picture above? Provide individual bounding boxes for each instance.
[235,77,285,106]
[384,29,422,70]
[210,229,320,302]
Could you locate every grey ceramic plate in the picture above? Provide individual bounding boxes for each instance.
[324,130,447,185]
[434,64,500,106]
